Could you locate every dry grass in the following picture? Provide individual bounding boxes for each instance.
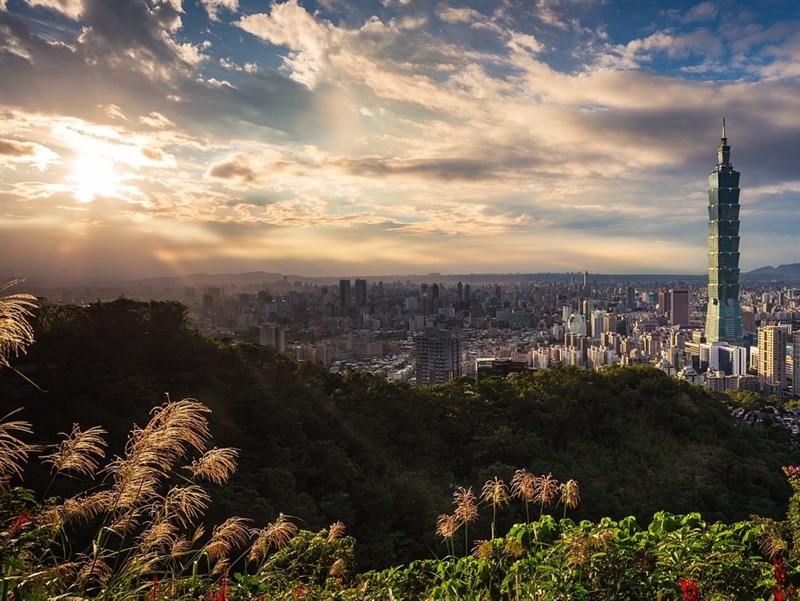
[0,278,37,368]
[480,477,510,509]
[157,484,210,528]
[205,516,252,562]
[535,473,560,508]
[436,513,459,540]
[41,424,108,478]
[0,409,35,491]
[327,520,346,543]
[453,486,478,525]
[186,446,238,485]
[510,469,536,503]
[559,479,580,511]
[249,513,298,563]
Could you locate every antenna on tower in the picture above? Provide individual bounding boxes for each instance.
[722,117,726,139]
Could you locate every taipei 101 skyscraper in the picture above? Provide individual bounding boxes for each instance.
[704,119,743,344]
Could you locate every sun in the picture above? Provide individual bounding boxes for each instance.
[69,153,123,203]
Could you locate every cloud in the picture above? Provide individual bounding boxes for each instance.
[139,111,175,129]
[596,28,722,69]
[664,0,719,24]
[0,137,60,170]
[1,0,797,279]
[24,0,84,19]
[205,153,259,184]
[101,104,127,120]
[199,0,237,21]
[438,6,484,24]
[534,0,568,31]
[237,0,331,88]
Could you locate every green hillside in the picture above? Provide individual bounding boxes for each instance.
[3,299,795,573]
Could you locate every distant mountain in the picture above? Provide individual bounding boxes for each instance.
[36,264,800,290]
[129,271,288,287]
[741,263,800,282]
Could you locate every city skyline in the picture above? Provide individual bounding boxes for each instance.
[1,0,798,283]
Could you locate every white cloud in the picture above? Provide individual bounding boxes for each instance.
[199,0,237,21]
[139,112,175,129]
[535,0,568,31]
[101,104,128,120]
[237,0,332,88]
[438,6,484,24]
[665,0,718,24]
[24,0,84,19]
[0,138,60,170]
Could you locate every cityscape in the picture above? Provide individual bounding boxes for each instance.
[25,124,800,400]
[2,0,800,597]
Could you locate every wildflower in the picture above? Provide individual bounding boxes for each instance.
[772,557,798,600]
[148,576,160,601]
[774,557,788,586]
[8,509,30,535]
[680,578,700,601]
[206,575,229,601]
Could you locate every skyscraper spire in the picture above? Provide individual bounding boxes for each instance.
[717,117,731,168]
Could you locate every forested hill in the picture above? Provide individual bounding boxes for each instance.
[3,299,796,570]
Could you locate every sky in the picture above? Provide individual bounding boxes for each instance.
[1,0,798,283]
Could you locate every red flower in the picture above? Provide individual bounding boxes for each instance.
[148,576,160,601]
[680,578,701,601]
[206,576,229,601]
[774,587,785,601]
[775,557,789,586]
[8,510,30,535]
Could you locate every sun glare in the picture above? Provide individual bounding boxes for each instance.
[69,153,122,203]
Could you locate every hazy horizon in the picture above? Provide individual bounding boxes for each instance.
[2,0,798,282]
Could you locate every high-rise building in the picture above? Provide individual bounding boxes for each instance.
[625,286,635,310]
[414,332,461,386]
[657,289,671,316]
[757,326,787,392]
[794,331,800,396]
[259,324,286,353]
[670,288,690,326]
[704,120,743,344]
[706,342,747,376]
[339,279,351,317]
[354,278,367,308]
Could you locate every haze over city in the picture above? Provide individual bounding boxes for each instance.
[1,0,798,283]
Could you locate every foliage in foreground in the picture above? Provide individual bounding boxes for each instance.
[1,398,799,599]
